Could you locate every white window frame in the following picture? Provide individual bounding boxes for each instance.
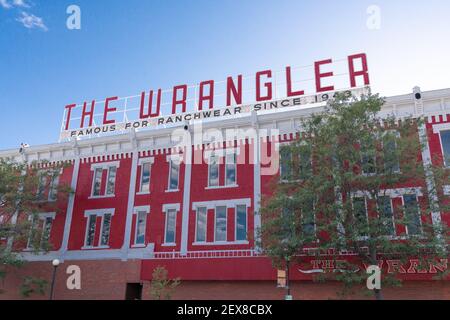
[401,193,423,236]
[195,206,208,243]
[437,129,450,168]
[301,201,317,239]
[351,196,369,240]
[47,170,62,202]
[25,212,56,250]
[204,148,240,189]
[137,158,154,195]
[166,155,182,192]
[133,205,150,247]
[234,204,247,242]
[214,206,228,243]
[99,213,113,246]
[225,151,238,187]
[162,203,180,246]
[105,166,117,196]
[82,208,115,249]
[207,152,220,188]
[192,198,251,245]
[376,195,396,237]
[382,130,401,174]
[89,161,120,199]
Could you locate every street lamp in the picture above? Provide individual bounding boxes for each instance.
[285,255,292,300]
[49,259,60,300]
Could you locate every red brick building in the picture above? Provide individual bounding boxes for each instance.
[1,86,449,300]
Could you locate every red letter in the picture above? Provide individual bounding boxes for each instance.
[256,70,272,102]
[80,100,95,128]
[140,89,162,118]
[198,80,214,110]
[103,96,118,125]
[226,75,242,106]
[429,259,448,273]
[286,66,304,97]
[348,53,370,87]
[315,59,335,93]
[386,260,406,274]
[172,84,187,114]
[64,104,76,130]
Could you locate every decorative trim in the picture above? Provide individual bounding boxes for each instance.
[90,161,121,170]
[84,208,115,217]
[192,198,251,210]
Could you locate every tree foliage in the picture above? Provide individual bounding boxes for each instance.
[149,266,181,300]
[0,157,71,294]
[259,93,450,299]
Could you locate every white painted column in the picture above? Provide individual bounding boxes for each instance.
[7,154,28,251]
[252,112,262,251]
[180,142,193,255]
[121,148,139,259]
[418,122,442,234]
[60,156,81,259]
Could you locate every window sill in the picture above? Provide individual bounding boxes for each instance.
[136,191,151,196]
[81,245,110,250]
[89,195,115,200]
[205,185,239,190]
[165,189,179,193]
[192,241,249,246]
[161,243,177,247]
[131,244,146,248]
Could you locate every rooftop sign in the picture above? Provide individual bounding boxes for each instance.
[59,53,370,141]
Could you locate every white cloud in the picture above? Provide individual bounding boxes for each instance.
[13,0,30,8]
[0,0,12,9]
[16,11,48,31]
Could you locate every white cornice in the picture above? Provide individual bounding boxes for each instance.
[2,87,450,162]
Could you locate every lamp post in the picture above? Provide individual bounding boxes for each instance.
[49,259,60,300]
[285,256,292,300]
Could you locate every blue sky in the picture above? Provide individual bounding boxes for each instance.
[1,0,450,150]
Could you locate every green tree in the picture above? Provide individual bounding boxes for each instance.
[0,157,71,297]
[149,266,181,300]
[260,93,449,300]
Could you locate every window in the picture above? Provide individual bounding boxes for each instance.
[225,153,237,186]
[352,197,368,237]
[84,209,114,248]
[301,199,315,238]
[195,207,207,242]
[377,196,395,236]
[27,215,54,250]
[85,214,97,247]
[235,205,247,241]
[106,166,117,195]
[280,144,312,181]
[90,162,119,197]
[383,131,400,173]
[100,213,112,246]
[440,130,450,166]
[280,146,292,181]
[42,216,53,244]
[168,160,180,190]
[92,167,103,196]
[36,173,47,200]
[48,174,59,202]
[140,162,151,193]
[164,209,177,244]
[135,211,147,245]
[215,206,227,242]
[360,144,376,175]
[403,194,422,235]
[208,154,219,187]
[299,147,312,180]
